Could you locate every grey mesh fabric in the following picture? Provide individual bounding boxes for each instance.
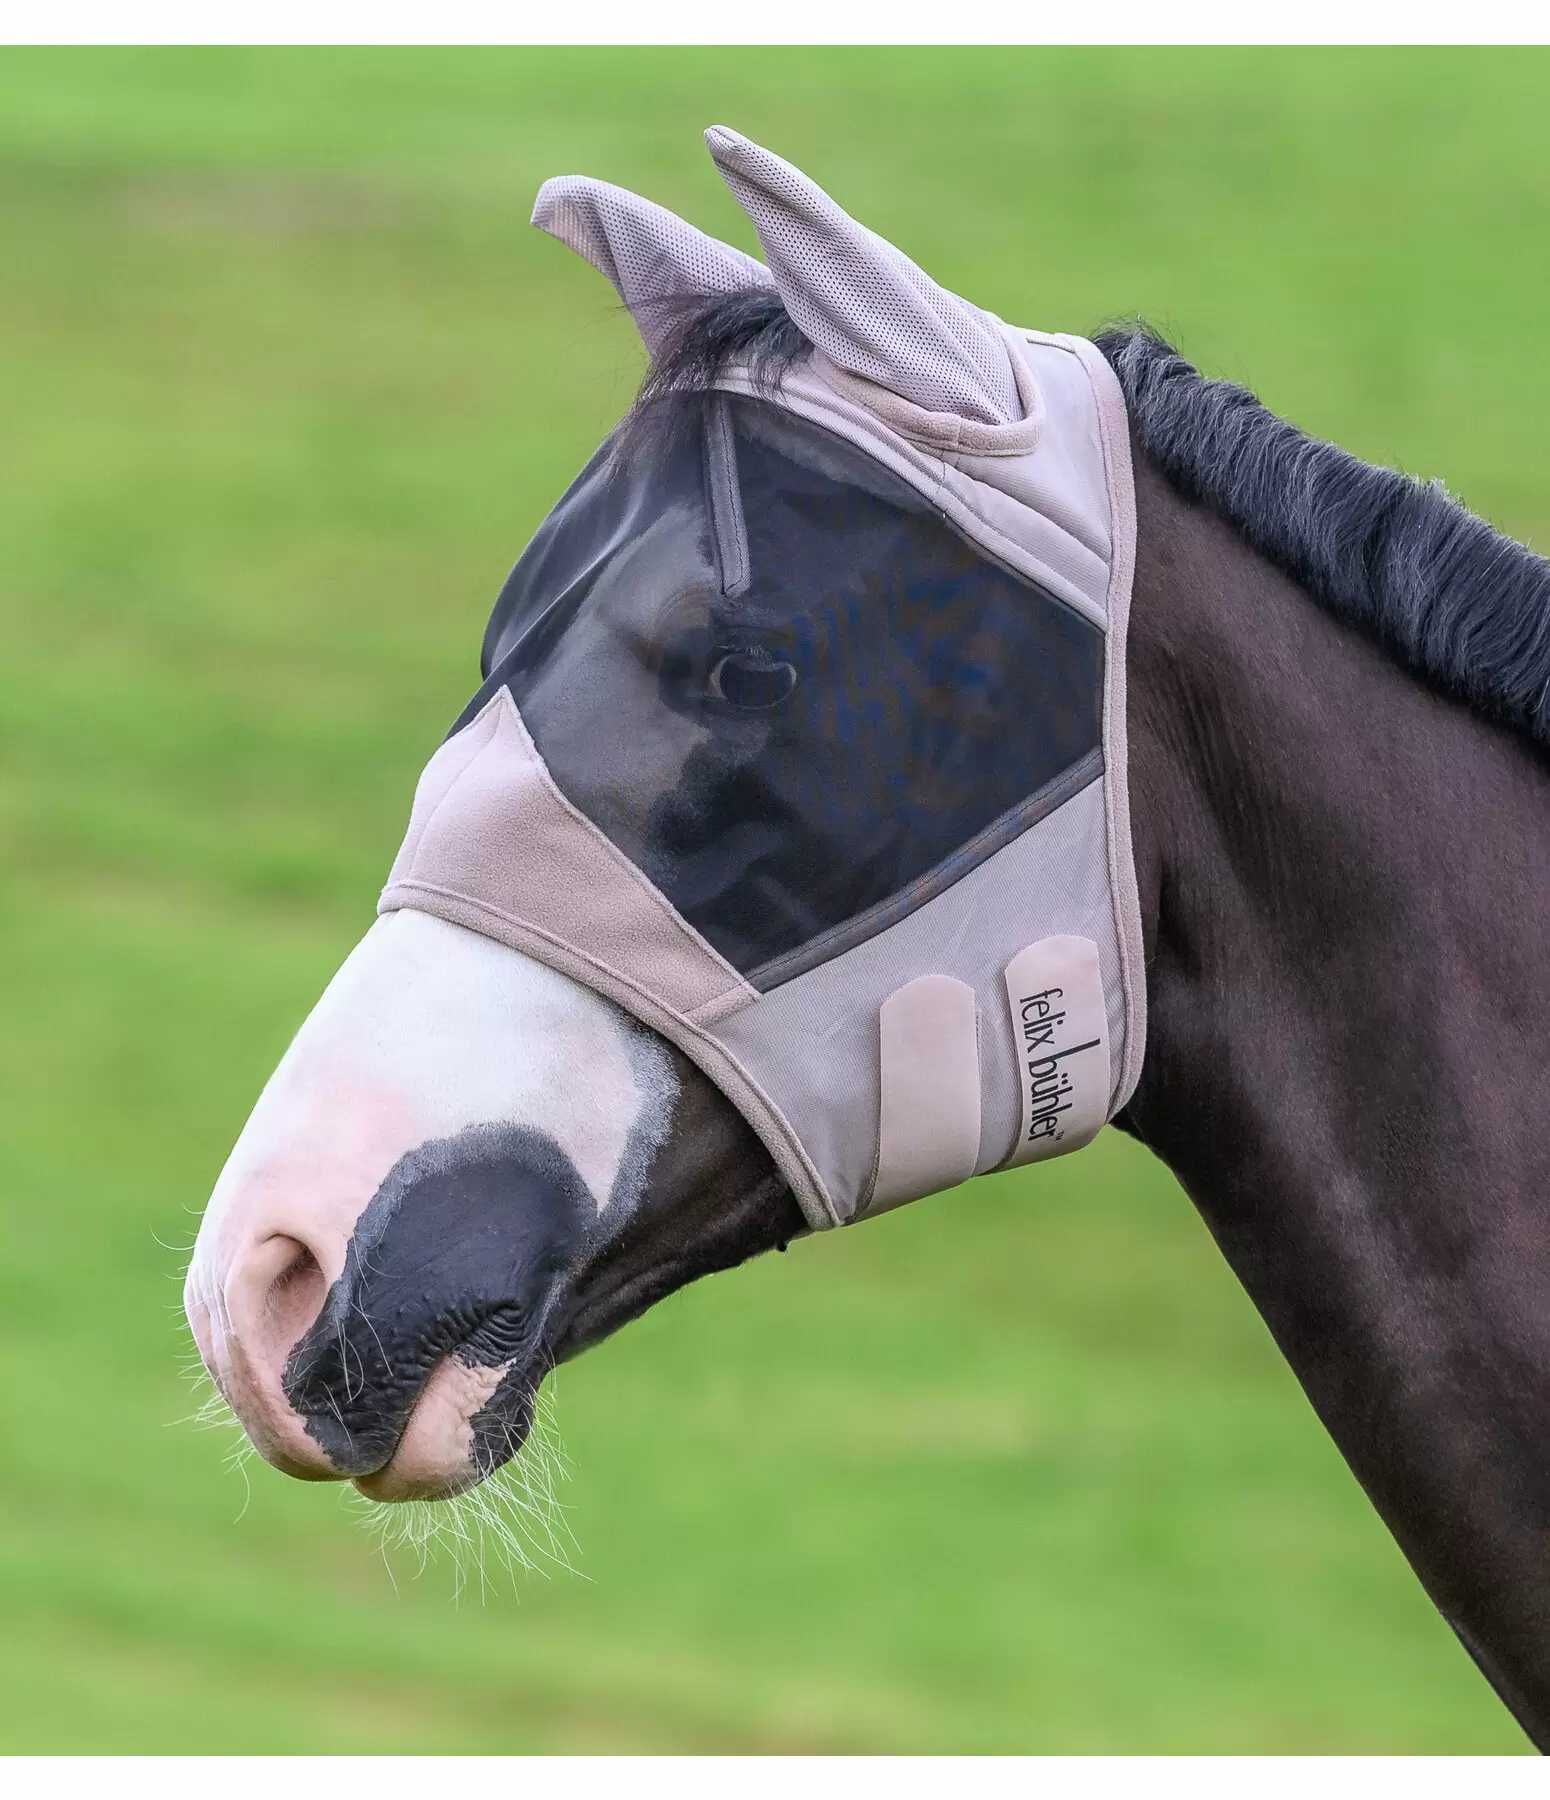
[704,127,1023,428]
[531,174,766,355]
[378,130,1145,1231]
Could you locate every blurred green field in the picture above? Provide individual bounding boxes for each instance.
[2,46,1546,1754]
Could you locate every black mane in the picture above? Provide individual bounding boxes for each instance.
[630,287,805,418]
[632,292,1550,753]
[1094,327,1550,751]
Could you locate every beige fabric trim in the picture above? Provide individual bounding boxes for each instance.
[384,690,754,1019]
[380,884,839,1232]
[378,690,839,1230]
[1061,333,1147,1115]
[710,363,1110,632]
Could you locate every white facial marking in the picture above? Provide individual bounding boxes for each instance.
[187,908,675,1331]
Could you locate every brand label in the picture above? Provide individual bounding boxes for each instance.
[1002,936,1109,1166]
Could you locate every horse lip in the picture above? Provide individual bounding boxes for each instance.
[350,1462,485,1504]
[463,1354,546,1472]
[344,1348,544,1503]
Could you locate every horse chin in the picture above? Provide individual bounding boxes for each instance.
[352,1466,484,1505]
[349,1353,538,1505]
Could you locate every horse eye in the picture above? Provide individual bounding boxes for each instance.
[707,648,798,711]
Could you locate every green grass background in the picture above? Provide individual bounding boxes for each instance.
[2,47,1545,1754]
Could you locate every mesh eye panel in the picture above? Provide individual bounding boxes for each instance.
[462,395,1103,988]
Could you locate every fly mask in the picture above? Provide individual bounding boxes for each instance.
[378,127,1146,1231]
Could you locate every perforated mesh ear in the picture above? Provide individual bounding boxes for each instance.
[532,174,769,355]
[704,126,1022,427]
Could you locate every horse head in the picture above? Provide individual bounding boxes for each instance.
[184,126,1142,1503]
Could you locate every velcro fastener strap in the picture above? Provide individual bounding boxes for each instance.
[870,975,980,1216]
[1002,935,1109,1165]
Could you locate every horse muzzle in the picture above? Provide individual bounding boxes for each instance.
[186,1122,596,1501]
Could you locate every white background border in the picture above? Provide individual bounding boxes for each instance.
[6,8,1550,46]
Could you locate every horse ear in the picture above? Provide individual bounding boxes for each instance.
[703,126,1022,427]
[531,174,769,356]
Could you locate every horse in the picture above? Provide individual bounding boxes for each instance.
[184,129,1550,1746]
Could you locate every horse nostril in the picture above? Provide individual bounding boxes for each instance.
[232,1235,335,1380]
[207,1231,346,1481]
[229,1232,329,1361]
[264,1236,328,1356]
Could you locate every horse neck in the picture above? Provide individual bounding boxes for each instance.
[1118,452,1550,1745]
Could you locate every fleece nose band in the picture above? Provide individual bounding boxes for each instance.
[378,132,1145,1232]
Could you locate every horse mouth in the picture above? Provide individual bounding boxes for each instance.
[347,1353,542,1504]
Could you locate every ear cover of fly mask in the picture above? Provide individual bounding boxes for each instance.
[704,125,1024,428]
[531,172,770,355]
